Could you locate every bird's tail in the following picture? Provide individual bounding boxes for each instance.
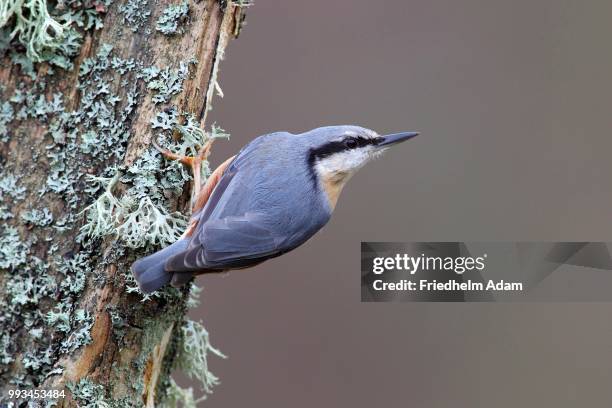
[131,239,189,294]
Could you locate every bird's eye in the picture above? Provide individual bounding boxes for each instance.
[344,138,358,149]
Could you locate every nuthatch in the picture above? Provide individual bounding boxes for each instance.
[132,126,419,293]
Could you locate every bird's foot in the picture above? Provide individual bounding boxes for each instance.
[151,138,213,168]
[152,138,214,206]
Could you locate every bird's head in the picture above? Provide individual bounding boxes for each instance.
[302,125,419,209]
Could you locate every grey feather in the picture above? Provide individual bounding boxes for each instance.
[171,271,195,287]
[136,264,171,294]
[131,239,189,293]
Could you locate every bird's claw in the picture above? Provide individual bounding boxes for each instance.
[151,136,215,207]
[151,137,196,166]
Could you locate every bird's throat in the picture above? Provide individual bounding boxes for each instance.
[321,172,351,210]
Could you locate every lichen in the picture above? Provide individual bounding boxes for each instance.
[120,0,151,33]
[156,288,226,406]
[106,305,127,342]
[10,83,63,121]
[151,107,179,130]
[152,109,230,182]
[117,196,188,248]
[45,304,72,333]
[173,320,226,397]
[0,171,27,200]
[6,268,55,306]
[67,378,107,407]
[60,309,94,353]
[161,378,200,408]
[80,108,229,250]
[0,0,109,69]
[0,205,12,220]
[20,207,54,227]
[0,0,68,62]
[0,334,13,366]
[56,251,92,295]
[44,42,137,205]
[186,283,202,309]
[0,226,29,270]
[146,60,194,104]
[0,100,13,142]
[156,1,189,36]
[79,173,123,238]
[79,170,188,249]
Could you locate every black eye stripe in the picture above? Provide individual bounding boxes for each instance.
[345,139,358,148]
[306,135,377,188]
[309,136,376,162]
[347,136,371,148]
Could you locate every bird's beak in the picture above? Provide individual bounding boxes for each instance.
[377,131,420,147]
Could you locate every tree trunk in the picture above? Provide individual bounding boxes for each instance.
[0,0,245,406]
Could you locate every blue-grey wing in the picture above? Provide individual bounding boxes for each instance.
[201,213,280,261]
[189,131,294,222]
[168,212,289,271]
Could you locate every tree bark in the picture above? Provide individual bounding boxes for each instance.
[0,0,245,405]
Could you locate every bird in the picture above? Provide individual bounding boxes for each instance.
[132,125,419,293]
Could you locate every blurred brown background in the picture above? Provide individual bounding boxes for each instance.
[181,1,612,406]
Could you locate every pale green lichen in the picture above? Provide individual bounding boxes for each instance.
[20,207,54,227]
[0,22,141,395]
[11,85,63,121]
[56,251,92,295]
[0,0,68,61]
[79,173,122,238]
[152,109,230,182]
[0,171,26,200]
[0,334,13,366]
[45,43,137,205]
[106,305,128,342]
[81,105,229,251]
[60,309,93,353]
[174,320,226,397]
[151,107,179,130]
[138,65,161,81]
[158,306,226,406]
[0,101,13,142]
[67,378,107,407]
[162,378,201,408]
[120,0,151,33]
[67,378,143,407]
[45,304,72,333]
[0,0,110,70]
[0,226,29,270]
[0,233,94,384]
[80,171,188,249]
[22,346,55,372]
[0,205,13,220]
[186,283,202,309]
[61,5,107,31]
[156,1,189,36]
[6,277,37,307]
[146,61,193,104]
[9,50,37,79]
[5,270,55,306]
[117,196,188,248]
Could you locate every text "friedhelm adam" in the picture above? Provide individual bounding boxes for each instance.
[372,279,523,292]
